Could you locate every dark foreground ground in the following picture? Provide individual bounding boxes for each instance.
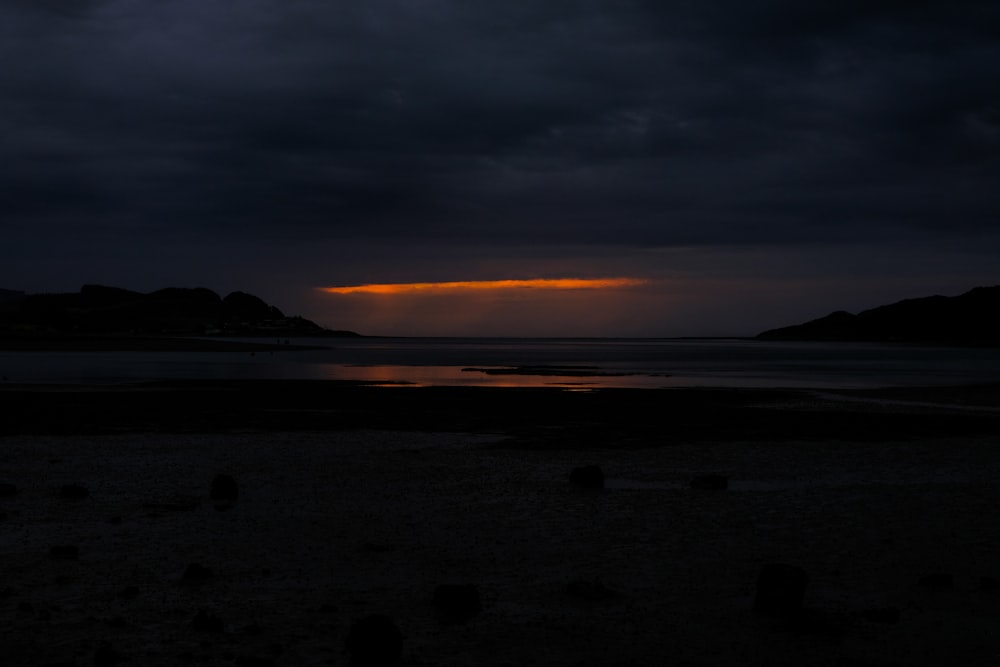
[3,379,1000,444]
[1,381,999,665]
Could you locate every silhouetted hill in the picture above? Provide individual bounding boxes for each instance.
[757,286,1000,344]
[0,285,359,338]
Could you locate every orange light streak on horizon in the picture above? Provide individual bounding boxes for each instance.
[318,277,648,295]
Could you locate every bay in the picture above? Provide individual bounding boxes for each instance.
[2,337,999,389]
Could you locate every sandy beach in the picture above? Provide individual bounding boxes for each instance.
[2,383,999,665]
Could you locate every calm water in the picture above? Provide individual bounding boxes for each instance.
[2,337,1000,389]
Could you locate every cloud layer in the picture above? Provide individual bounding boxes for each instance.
[3,1,998,333]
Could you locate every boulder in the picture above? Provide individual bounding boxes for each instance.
[861,606,901,624]
[569,465,604,489]
[117,585,140,600]
[58,484,89,500]
[235,657,276,667]
[211,474,239,509]
[919,572,954,589]
[689,474,728,490]
[49,545,79,560]
[93,642,126,667]
[564,579,620,602]
[433,584,482,623]
[344,614,403,665]
[754,563,809,616]
[181,563,214,584]
[191,609,225,633]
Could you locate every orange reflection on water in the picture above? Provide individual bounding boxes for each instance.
[318,277,646,295]
[322,364,604,389]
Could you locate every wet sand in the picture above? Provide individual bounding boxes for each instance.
[1,383,999,665]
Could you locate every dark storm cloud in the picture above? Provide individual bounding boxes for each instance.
[2,0,999,250]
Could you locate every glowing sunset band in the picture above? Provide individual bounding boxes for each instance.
[319,278,647,295]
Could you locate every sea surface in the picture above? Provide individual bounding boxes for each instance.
[2,337,1000,389]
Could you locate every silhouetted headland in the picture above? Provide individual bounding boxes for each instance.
[0,284,359,350]
[756,285,1000,345]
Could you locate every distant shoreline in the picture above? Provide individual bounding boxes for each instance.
[0,335,334,352]
[5,333,1000,351]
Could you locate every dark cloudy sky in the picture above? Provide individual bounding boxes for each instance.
[3,0,999,335]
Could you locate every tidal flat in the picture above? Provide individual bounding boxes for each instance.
[1,382,999,665]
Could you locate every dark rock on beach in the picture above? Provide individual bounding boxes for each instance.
[433,584,482,623]
[180,563,214,584]
[117,586,140,600]
[564,579,620,602]
[689,474,729,490]
[754,563,809,617]
[93,641,126,666]
[344,614,404,665]
[919,572,954,589]
[191,609,225,633]
[49,545,79,560]
[234,656,277,667]
[569,465,605,489]
[210,474,239,508]
[980,576,1000,592]
[58,484,89,500]
[861,606,902,624]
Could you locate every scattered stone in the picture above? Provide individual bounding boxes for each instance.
[117,586,140,600]
[861,606,902,624]
[564,579,620,602]
[344,614,403,665]
[93,641,125,666]
[980,576,1000,592]
[49,545,79,560]
[0,482,17,497]
[181,563,214,584]
[787,608,847,639]
[569,465,605,489]
[210,474,239,508]
[919,572,954,589]
[191,609,225,633]
[689,474,729,490]
[142,499,201,513]
[754,563,809,616]
[244,623,264,637]
[433,584,482,623]
[235,657,276,667]
[59,484,89,500]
